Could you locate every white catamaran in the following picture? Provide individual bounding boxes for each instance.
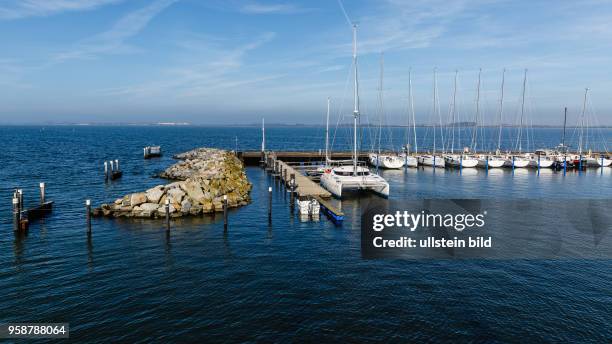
[418,68,445,167]
[320,25,389,198]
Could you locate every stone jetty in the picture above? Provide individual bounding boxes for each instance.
[93,148,251,218]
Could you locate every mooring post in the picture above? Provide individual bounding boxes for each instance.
[512,156,515,170]
[17,189,23,212]
[165,199,170,231]
[563,155,567,175]
[144,147,147,158]
[485,155,489,172]
[13,197,20,232]
[579,154,583,171]
[433,156,436,170]
[290,174,296,212]
[110,160,114,172]
[283,168,287,186]
[104,161,108,180]
[538,155,541,174]
[223,195,228,231]
[39,182,45,204]
[115,159,120,171]
[268,186,272,223]
[86,199,91,234]
[460,155,463,171]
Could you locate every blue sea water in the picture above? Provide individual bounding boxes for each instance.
[0,125,610,343]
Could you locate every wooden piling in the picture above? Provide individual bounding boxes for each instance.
[39,182,45,204]
[115,159,119,171]
[165,199,170,231]
[223,195,228,231]
[18,189,23,210]
[13,197,19,232]
[290,173,296,212]
[268,186,272,223]
[104,161,108,180]
[86,199,91,233]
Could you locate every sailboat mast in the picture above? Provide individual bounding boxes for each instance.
[518,69,527,153]
[352,24,360,175]
[433,68,437,154]
[472,68,482,152]
[561,106,567,149]
[377,53,384,156]
[261,118,265,152]
[451,70,458,154]
[497,69,505,152]
[409,69,417,154]
[578,88,589,155]
[325,97,330,162]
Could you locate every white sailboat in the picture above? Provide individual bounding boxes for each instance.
[418,68,445,167]
[320,24,389,198]
[478,69,506,168]
[444,69,478,168]
[400,68,419,168]
[504,69,530,168]
[575,88,612,167]
[369,53,404,169]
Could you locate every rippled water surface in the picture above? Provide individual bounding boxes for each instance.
[0,126,611,342]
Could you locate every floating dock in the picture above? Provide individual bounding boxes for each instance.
[273,158,331,198]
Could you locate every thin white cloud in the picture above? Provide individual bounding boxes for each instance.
[240,2,309,14]
[101,32,278,97]
[0,0,123,19]
[54,0,178,61]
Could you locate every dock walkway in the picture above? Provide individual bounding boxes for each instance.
[275,159,331,198]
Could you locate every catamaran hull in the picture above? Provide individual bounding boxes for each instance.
[320,174,390,198]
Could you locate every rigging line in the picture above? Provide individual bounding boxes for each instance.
[337,0,353,27]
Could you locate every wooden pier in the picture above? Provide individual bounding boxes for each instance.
[275,159,331,198]
[262,153,347,224]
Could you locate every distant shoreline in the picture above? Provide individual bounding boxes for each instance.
[1,123,611,129]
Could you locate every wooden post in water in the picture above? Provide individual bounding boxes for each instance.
[104,161,108,180]
[223,195,228,231]
[39,182,45,204]
[537,154,541,175]
[268,186,272,224]
[563,155,567,175]
[115,159,120,171]
[86,199,91,234]
[13,197,20,232]
[290,173,296,212]
[165,199,170,231]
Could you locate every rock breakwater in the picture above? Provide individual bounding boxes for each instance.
[93,148,251,218]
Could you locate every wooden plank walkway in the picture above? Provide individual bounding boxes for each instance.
[276,160,331,198]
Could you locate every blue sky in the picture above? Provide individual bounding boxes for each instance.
[0,0,611,125]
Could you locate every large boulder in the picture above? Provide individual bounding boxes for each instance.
[146,186,164,203]
[130,193,147,207]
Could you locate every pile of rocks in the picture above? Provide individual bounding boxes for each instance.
[93,148,251,218]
